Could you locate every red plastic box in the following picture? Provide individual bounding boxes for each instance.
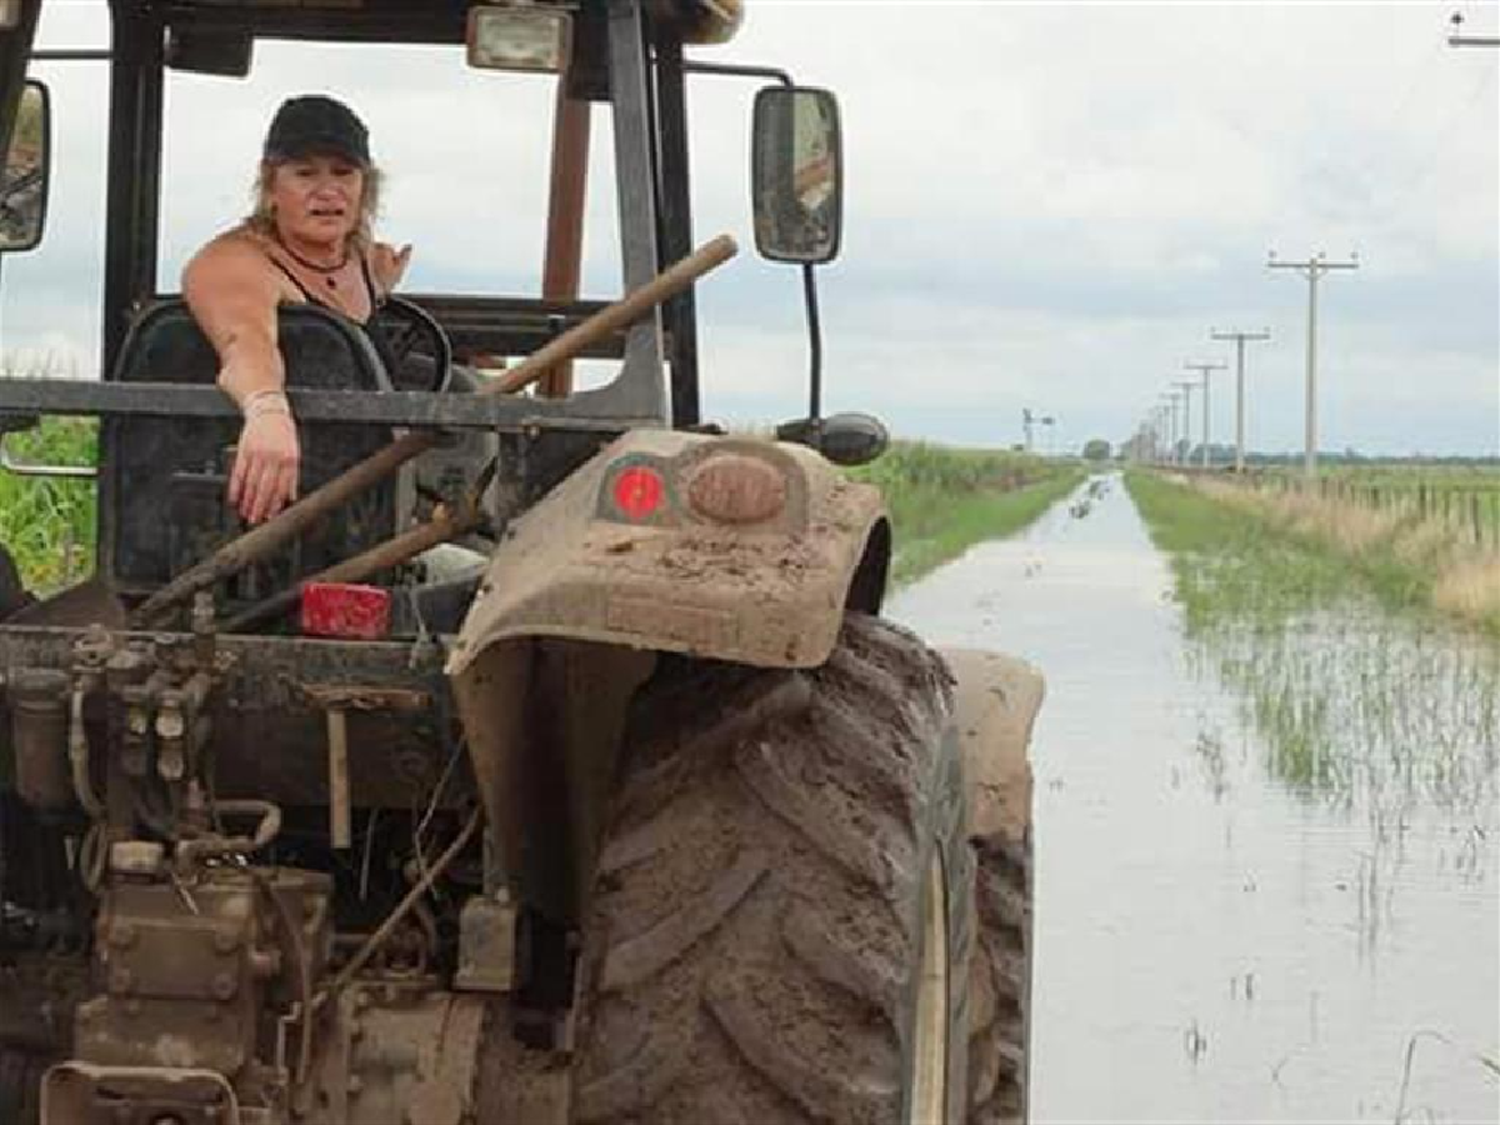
[300,582,391,640]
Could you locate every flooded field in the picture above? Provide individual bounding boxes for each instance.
[888,473,1499,1122]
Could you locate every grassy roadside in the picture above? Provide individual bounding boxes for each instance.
[1125,470,1349,630]
[851,444,1084,587]
[1126,469,1500,637]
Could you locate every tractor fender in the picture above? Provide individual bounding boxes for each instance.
[942,648,1044,845]
[447,428,889,679]
[446,428,888,923]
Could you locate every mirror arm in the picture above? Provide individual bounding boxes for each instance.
[680,60,793,90]
[802,262,822,424]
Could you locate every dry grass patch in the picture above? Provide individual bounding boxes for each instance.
[1188,476,1498,635]
[1433,556,1500,630]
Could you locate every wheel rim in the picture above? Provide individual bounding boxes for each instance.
[908,851,950,1125]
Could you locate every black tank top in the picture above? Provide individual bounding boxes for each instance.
[267,251,401,379]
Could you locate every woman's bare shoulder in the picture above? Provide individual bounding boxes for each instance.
[187,226,270,269]
[183,227,280,292]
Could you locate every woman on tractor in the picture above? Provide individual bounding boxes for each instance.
[183,94,411,526]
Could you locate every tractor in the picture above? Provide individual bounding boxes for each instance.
[0,2,1042,1121]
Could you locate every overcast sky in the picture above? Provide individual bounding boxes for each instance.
[4,0,1497,456]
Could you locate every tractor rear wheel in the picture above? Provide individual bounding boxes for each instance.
[963,828,1032,1124]
[570,614,975,1124]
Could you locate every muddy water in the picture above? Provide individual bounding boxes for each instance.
[887,474,1500,1123]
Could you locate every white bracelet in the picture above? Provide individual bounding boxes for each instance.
[243,389,291,419]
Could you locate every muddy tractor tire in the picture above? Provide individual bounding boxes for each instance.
[570,614,976,1124]
[964,830,1032,1124]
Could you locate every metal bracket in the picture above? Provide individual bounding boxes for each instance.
[0,430,97,478]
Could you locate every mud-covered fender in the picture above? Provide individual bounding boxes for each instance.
[446,429,889,678]
[446,429,889,922]
[942,649,1044,845]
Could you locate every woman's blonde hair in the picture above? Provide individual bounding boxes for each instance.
[245,158,384,250]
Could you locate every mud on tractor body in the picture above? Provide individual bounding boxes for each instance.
[0,2,1042,1122]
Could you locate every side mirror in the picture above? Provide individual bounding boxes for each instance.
[776,412,888,468]
[1,79,49,254]
[751,86,843,265]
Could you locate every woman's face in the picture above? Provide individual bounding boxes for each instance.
[268,154,365,247]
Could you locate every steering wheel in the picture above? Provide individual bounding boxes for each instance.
[372,296,454,393]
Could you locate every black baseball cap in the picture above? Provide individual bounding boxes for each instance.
[263,95,371,166]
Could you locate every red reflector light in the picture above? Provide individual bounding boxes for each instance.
[612,465,665,521]
[301,583,391,640]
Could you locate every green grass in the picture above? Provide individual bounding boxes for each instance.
[851,444,1083,586]
[1127,469,1500,808]
[0,417,98,592]
[1124,469,1352,632]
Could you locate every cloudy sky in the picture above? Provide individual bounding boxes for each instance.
[5,0,1497,456]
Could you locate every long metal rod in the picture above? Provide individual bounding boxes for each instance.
[0,380,557,428]
[29,50,112,61]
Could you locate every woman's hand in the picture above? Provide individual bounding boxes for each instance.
[230,408,300,524]
[369,241,413,295]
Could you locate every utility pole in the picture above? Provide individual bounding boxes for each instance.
[1267,251,1358,481]
[1157,395,1176,464]
[1210,328,1271,473]
[1173,380,1196,466]
[1184,361,1227,469]
[1022,408,1034,453]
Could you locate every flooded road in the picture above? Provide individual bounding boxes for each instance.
[888,473,1500,1123]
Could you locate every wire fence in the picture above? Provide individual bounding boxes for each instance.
[1252,471,1500,552]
